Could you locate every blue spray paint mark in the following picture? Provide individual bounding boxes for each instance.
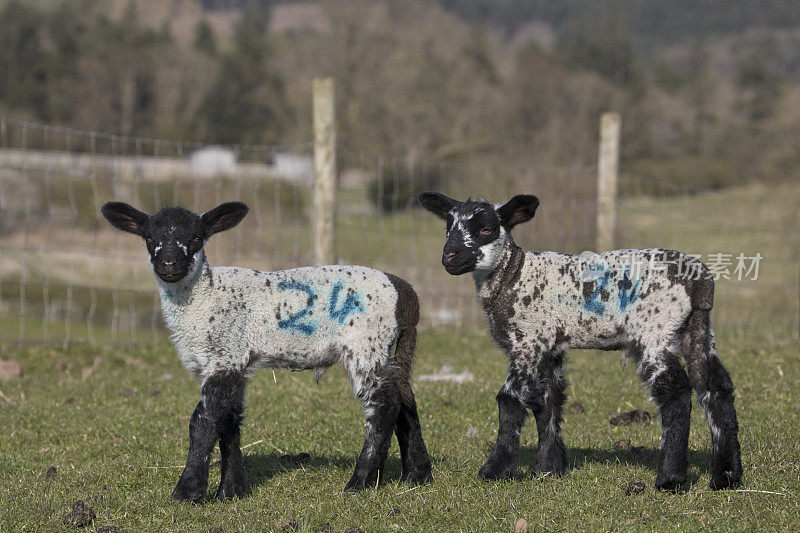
[277,280,317,335]
[329,281,363,324]
[618,270,641,311]
[583,270,610,316]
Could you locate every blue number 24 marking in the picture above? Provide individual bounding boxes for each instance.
[277,280,317,335]
[277,280,364,335]
[329,282,363,324]
[583,270,610,315]
[582,269,641,316]
[618,271,641,311]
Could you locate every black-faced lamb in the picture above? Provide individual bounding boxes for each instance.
[418,192,742,491]
[101,201,432,502]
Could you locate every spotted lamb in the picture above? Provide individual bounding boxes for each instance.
[418,192,742,491]
[101,201,432,502]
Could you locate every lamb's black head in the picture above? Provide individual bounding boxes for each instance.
[101,201,249,283]
[418,192,539,275]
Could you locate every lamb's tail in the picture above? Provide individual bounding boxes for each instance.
[680,265,715,391]
[394,325,418,406]
[681,274,735,405]
[383,272,420,407]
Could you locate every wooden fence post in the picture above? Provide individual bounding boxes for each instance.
[597,112,621,252]
[312,77,336,266]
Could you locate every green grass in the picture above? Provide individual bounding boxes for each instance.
[1,326,798,531]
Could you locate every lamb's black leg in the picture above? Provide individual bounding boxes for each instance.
[215,388,248,500]
[642,351,692,492]
[395,388,432,484]
[478,375,527,481]
[173,372,244,503]
[529,351,568,477]
[701,351,742,490]
[345,379,401,492]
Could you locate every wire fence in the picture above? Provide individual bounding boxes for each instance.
[0,116,797,346]
[0,117,314,345]
[335,150,597,328]
[616,173,799,339]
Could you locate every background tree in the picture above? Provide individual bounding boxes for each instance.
[737,37,782,122]
[199,4,288,144]
[194,19,217,56]
[0,1,49,118]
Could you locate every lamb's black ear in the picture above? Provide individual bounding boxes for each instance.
[418,192,459,220]
[101,202,150,237]
[497,195,539,229]
[201,202,249,237]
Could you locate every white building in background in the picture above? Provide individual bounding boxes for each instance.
[0,145,313,183]
[190,146,238,177]
[273,153,314,183]
[189,147,313,183]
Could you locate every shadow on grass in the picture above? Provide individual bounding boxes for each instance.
[242,451,443,491]
[515,445,708,490]
[243,451,358,489]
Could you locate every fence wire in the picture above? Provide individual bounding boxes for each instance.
[616,173,799,339]
[335,150,597,329]
[0,117,313,345]
[0,116,796,345]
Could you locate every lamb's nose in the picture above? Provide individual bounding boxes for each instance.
[444,251,457,263]
[162,260,176,267]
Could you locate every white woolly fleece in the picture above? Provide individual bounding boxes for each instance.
[475,244,699,384]
[155,255,401,397]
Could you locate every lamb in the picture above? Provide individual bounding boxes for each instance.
[101,201,432,502]
[418,192,742,491]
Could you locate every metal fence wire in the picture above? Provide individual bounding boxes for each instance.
[0,116,796,346]
[0,117,314,345]
[335,150,598,329]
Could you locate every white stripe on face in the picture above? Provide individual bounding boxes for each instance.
[177,242,188,255]
[449,212,475,247]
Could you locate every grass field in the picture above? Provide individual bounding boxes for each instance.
[0,328,798,531]
[1,181,798,531]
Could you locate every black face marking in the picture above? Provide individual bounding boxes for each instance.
[102,201,248,285]
[421,193,539,277]
[442,200,502,275]
[145,207,206,283]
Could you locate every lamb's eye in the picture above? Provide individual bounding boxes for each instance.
[480,227,494,236]
[192,237,202,246]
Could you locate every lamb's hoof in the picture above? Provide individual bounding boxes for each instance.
[478,461,516,481]
[710,470,741,490]
[533,467,566,479]
[215,478,248,500]
[400,463,433,485]
[533,458,567,479]
[654,475,686,493]
[343,474,375,493]
[172,481,206,504]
